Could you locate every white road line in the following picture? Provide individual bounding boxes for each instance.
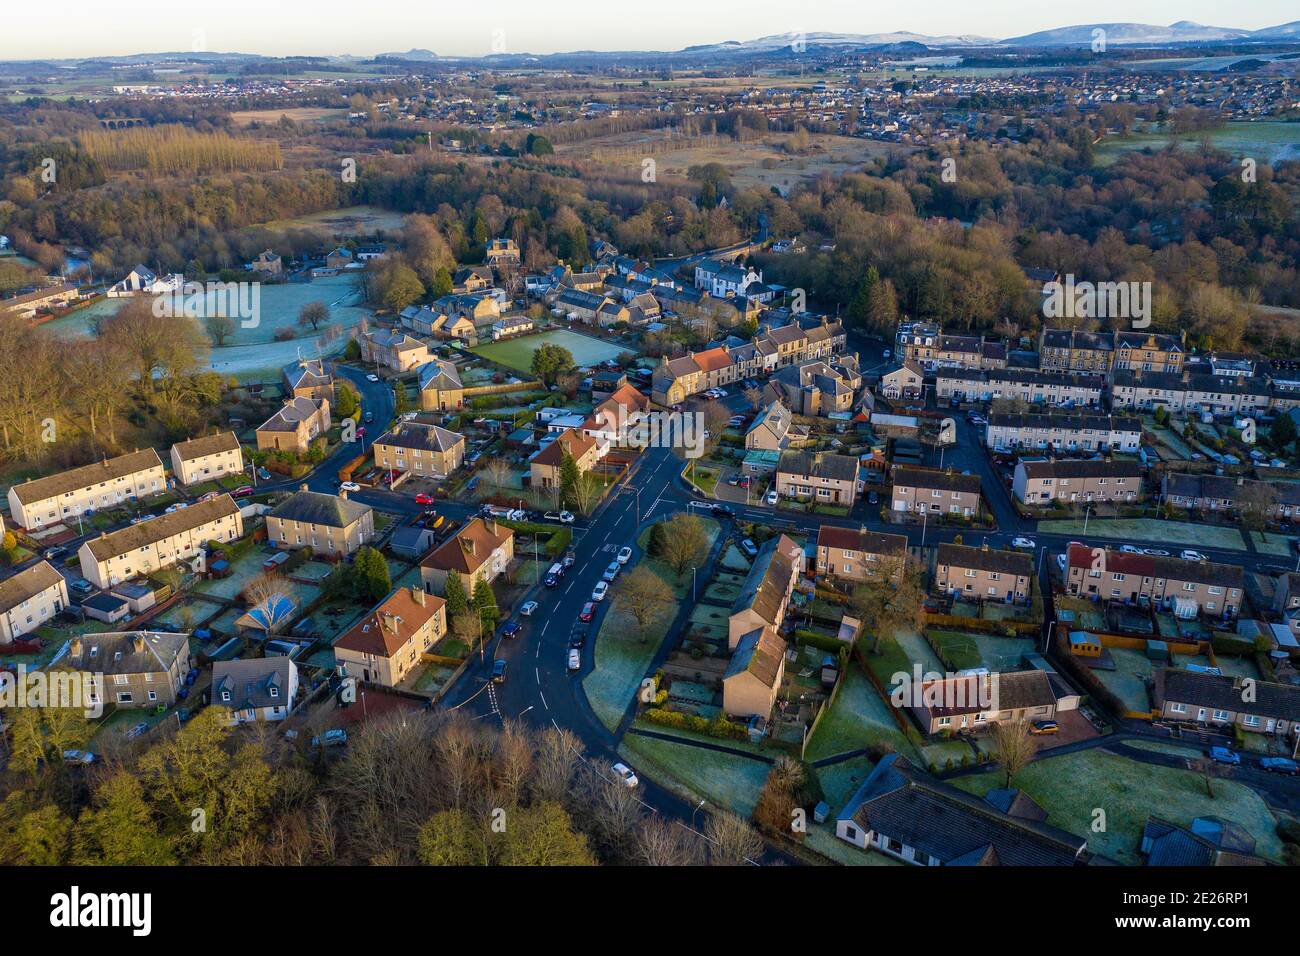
[539,691,548,710]
[534,667,540,684]
[565,580,575,594]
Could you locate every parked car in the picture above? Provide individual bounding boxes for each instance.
[62,749,96,764]
[520,600,539,617]
[491,659,508,683]
[1120,545,1143,554]
[1209,746,1241,765]
[740,539,759,558]
[611,762,639,788]
[867,491,879,506]
[1056,553,1067,573]
[257,468,273,482]
[125,722,149,740]
[43,546,67,561]
[414,492,435,505]
[1260,757,1299,775]
[562,552,576,570]
[765,490,779,506]
[544,510,575,524]
[616,546,633,565]
[366,373,380,383]
[568,626,588,649]
[340,481,361,493]
[500,620,522,639]
[1029,720,1059,735]
[567,648,582,672]
[545,571,560,588]
[69,578,94,595]
[591,581,609,602]
[233,485,254,498]
[312,729,348,748]
[362,411,374,424]
[1011,537,1036,550]
[602,562,621,583]
[1180,550,1207,562]
[579,602,596,623]
[1142,548,1170,557]
[968,415,987,426]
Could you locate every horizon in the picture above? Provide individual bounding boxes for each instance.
[0,1,1296,61]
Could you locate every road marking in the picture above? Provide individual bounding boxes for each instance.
[539,691,548,710]
[534,667,540,684]
[565,580,574,594]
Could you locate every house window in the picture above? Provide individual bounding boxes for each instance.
[1211,710,1229,722]
[1170,703,1186,714]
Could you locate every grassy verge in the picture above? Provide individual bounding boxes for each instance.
[619,733,770,817]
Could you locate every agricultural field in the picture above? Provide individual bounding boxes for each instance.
[230,107,350,126]
[1095,120,1300,165]
[252,204,409,236]
[472,328,629,373]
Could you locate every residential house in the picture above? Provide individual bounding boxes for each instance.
[256,397,331,456]
[1140,816,1268,867]
[1013,459,1144,506]
[985,413,1142,453]
[78,494,244,589]
[0,560,69,644]
[775,451,859,507]
[212,657,299,723]
[0,282,81,318]
[282,358,333,402]
[880,361,924,401]
[722,625,787,720]
[485,237,520,267]
[1038,329,1114,373]
[934,543,1033,604]
[491,316,534,340]
[909,671,1058,735]
[106,265,180,298]
[8,448,166,530]
[418,359,465,412]
[334,586,448,686]
[66,630,191,709]
[764,355,862,417]
[267,488,373,556]
[420,517,514,597]
[324,248,354,271]
[373,423,466,478]
[694,258,761,297]
[1064,543,1244,619]
[553,288,609,323]
[1114,331,1184,374]
[891,467,982,518]
[815,526,907,585]
[935,367,1104,408]
[835,754,1087,865]
[1161,473,1300,521]
[1153,668,1298,738]
[360,329,430,372]
[530,428,600,490]
[454,265,495,293]
[745,400,808,451]
[170,432,243,487]
[250,249,282,275]
[728,534,803,649]
[1110,370,1271,417]
[899,327,1007,373]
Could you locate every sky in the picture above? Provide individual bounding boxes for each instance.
[0,0,1295,60]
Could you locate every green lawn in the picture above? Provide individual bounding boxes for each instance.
[951,748,1284,865]
[805,664,919,762]
[471,328,629,374]
[619,733,770,817]
[1038,518,1246,551]
[1249,531,1295,557]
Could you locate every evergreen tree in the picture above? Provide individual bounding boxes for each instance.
[472,577,500,629]
[444,572,469,618]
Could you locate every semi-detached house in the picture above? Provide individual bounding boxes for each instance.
[8,448,166,530]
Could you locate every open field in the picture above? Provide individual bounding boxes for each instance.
[1096,120,1300,165]
[230,107,349,126]
[472,328,628,373]
[619,733,769,817]
[565,130,908,194]
[952,748,1284,865]
[252,204,408,235]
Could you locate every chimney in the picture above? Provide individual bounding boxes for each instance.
[70,638,83,658]
[299,483,309,492]
[464,536,477,556]
[411,586,425,606]
[133,635,146,654]
[339,488,348,500]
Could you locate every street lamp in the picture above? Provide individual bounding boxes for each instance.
[691,798,706,828]
[1083,504,1092,535]
[692,566,697,603]
[1042,620,1055,654]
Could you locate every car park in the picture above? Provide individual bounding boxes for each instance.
[612,762,639,788]
[491,659,508,683]
[1179,550,1207,562]
[579,602,596,623]
[591,581,609,602]
[616,546,633,565]
[567,648,582,672]
[1261,757,1299,775]
[520,600,539,616]
[1209,746,1240,765]
[312,729,348,748]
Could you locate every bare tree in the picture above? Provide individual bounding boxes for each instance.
[634,815,704,866]
[581,759,645,861]
[243,571,292,635]
[614,565,674,642]
[533,727,583,805]
[704,811,764,866]
[989,718,1035,787]
[658,513,709,580]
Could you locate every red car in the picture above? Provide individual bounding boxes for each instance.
[233,485,254,498]
[414,493,435,505]
[579,602,596,623]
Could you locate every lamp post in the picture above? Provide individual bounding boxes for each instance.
[1083,504,1092,535]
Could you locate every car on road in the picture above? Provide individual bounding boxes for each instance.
[500,620,522,639]
[765,490,779,506]
[340,481,361,493]
[562,552,576,571]
[1180,550,1207,562]
[1209,746,1240,765]
[710,503,733,517]
[366,373,380,383]
[579,602,596,623]
[602,561,621,582]
[43,546,66,561]
[1029,720,1059,735]
[491,659,508,683]
[544,571,561,588]
[567,648,582,672]
[312,729,348,748]
[740,538,759,558]
[520,600,539,617]
[616,546,633,565]
[62,749,96,764]
[568,627,587,648]
[1260,757,1299,775]
[1142,548,1170,557]
[233,485,255,498]
[1120,545,1143,554]
[1012,537,1036,550]
[544,510,575,524]
[591,581,609,602]
[612,762,639,788]
[414,492,434,505]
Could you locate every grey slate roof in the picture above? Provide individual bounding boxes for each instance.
[213,657,295,711]
[269,490,371,529]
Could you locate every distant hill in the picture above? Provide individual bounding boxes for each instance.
[1004,21,1252,47]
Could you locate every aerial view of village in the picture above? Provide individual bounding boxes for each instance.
[1,0,1299,926]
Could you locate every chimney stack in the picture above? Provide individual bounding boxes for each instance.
[411,586,425,606]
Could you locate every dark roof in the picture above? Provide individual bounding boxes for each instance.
[1154,668,1300,722]
[1142,816,1266,867]
[838,755,1086,866]
[375,422,464,454]
[1065,543,1244,589]
[893,466,981,495]
[1019,459,1144,480]
[777,450,858,482]
[269,490,371,529]
[65,630,188,677]
[724,625,787,689]
[11,448,164,506]
[987,412,1142,433]
[984,788,1048,822]
[213,657,295,711]
[732,534,801,625]
[1041,328,1113,352]
[85,495,240,561]
[937,543,1032,578]
[918,671,1056,718]
[816,526,907,558]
